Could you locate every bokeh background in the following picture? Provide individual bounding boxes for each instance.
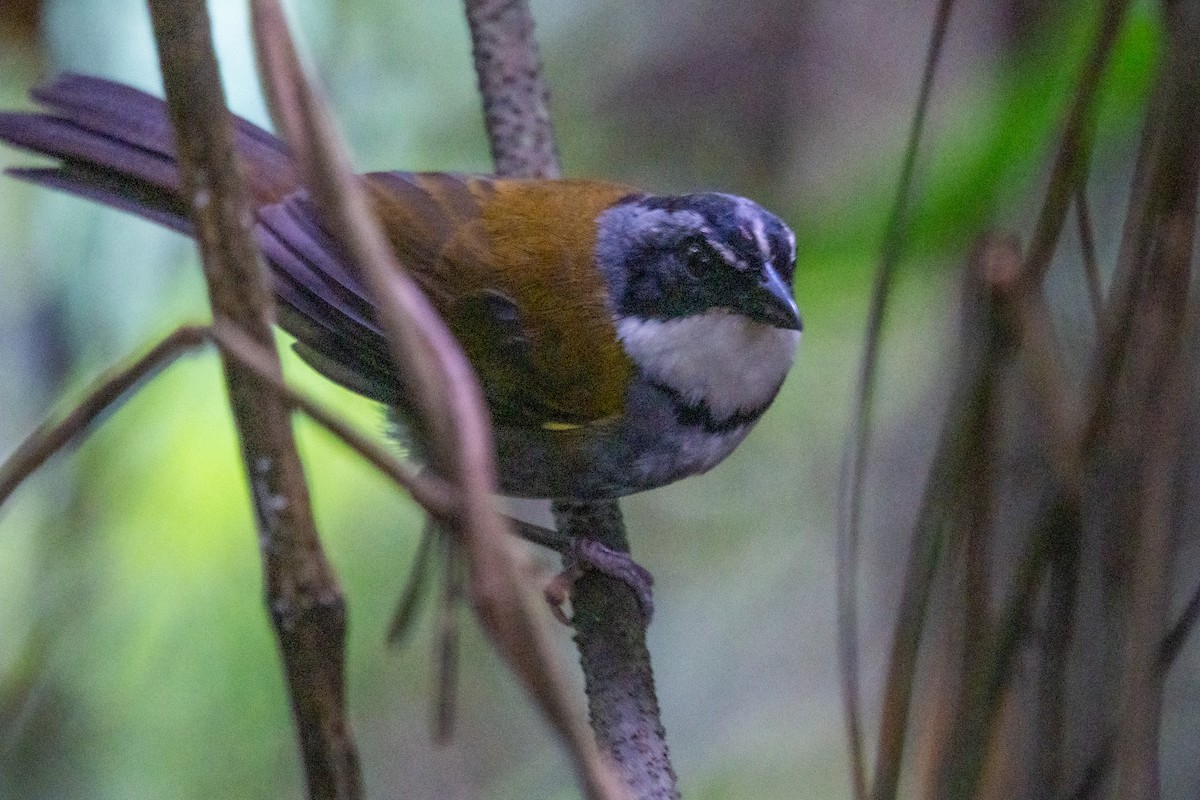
[0,1,1170,798]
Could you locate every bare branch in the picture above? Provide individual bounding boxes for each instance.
[461,1,670,798]
[1074,185,1104,319]
[1082,0,1200,453]
[936,489,1077,798]
[555,501,678,800]
[434,536,466,743]
[386,518,440,645]
[249,4,625,799]
[869,232,1016,800]
[837,4,955,795]
[1057,572,1200,800]
[0,325,207,508]
[988,278,1081,491]
[145,1,361,797]
[464,0,561,179]
[0,318,457,534]
[1110,8,1200,792]
[1016,0,1131,292]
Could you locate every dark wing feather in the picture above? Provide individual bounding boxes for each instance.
[364,172,640,427]
[255,195,399,403]
[0,74,642,429]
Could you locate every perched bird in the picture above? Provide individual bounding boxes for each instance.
[0,74,802,502]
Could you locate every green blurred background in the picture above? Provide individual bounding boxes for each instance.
[0,1,1162,798]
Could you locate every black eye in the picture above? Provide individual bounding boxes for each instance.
[679,236,720,277]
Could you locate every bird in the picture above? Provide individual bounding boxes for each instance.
[0,74,802,503]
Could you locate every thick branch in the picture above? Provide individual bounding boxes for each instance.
[463,2,673,797]
[556,502,678,800]
[464,0,560,179]
[144,3,361,798]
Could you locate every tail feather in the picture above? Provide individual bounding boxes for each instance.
[7,165,192,233]
[0,73,401,405]
[0,110,183,200]
[11,73,298,204]
[30,75,182,164]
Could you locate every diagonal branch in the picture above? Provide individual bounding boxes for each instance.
[144,1,362,798]
[249,4,626,799]
[837,3,955,797]
[209,322,457,518]
[1015,0,1131,292]
[0,325,208,508]
[0,320,457,526]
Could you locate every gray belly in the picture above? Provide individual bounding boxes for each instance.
[493,380,756,499]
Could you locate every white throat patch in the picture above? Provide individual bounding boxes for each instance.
[617,311,801,421]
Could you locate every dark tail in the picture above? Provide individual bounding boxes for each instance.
[0,74,401,404]
[0,73,299,230]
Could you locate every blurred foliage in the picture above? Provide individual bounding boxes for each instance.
[0,1,1171,799]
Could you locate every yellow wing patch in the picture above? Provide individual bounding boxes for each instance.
[542,421,583,431]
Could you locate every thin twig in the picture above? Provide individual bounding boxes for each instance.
[1074,184,1104,319]
[507,518,571,551]
[1081,0,1198,454]
[1110,6,1200,790]
[870,233,1015,800]
[387,518,439,645]
[1113,349,1184,797]
[1057,573,1200,800]
[385,514,569,643]
[0,318,458,527]
[210,322,457,519]
[1016,0,1130,291]
[1033,496,1081,792]
[992,284,1081,491]
[0,324,208,508]
[1161,576,1200,668]
[936,490,1072,798]
[434,535,465,743]
[837,4,955,796]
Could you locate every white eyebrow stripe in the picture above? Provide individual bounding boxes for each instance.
[705,236,741,267]
[751,213,770,263]
[734,196,772,265]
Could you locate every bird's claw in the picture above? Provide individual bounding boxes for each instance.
[544,538,655,625]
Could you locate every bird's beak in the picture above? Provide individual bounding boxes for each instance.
[750,266,802,331]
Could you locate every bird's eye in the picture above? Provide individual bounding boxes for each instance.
[680,236,720,277]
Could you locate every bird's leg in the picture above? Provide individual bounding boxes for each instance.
[544,537,655,624]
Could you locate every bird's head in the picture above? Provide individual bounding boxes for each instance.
[594,192,802,425]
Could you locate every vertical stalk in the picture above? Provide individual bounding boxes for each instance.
[463,1,678,796]
[145,3,361,797]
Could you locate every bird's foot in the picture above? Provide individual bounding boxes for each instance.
[544,537,654,625]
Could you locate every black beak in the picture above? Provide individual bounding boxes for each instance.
[748,266,802,331]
